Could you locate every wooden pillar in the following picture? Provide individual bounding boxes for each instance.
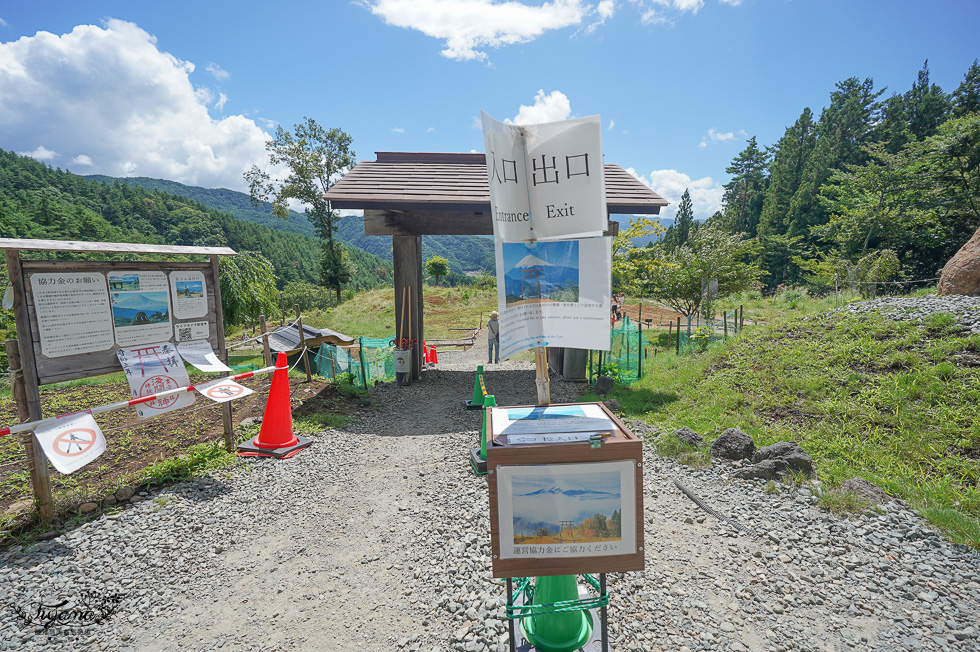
[294,304,313,382]
[259,315,271,367]
[393,235,423,380]
[5,250,54,522]
[210,255,234,453]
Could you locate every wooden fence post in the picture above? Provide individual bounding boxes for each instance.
[676,317,682,354]
[295,304,313,382]
[740,304,744,331]
[6,339,54,523]
[259,314,271,367]
[723,311,728,339]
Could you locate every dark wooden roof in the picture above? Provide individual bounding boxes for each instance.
[267,323,354,353]
[325,152,667,215]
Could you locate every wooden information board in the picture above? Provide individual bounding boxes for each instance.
[486,402,644,579]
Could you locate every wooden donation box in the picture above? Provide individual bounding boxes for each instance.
[486,402,644,579]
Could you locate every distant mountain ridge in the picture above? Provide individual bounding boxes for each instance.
[88,175,496,274]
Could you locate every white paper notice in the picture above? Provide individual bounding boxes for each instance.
[175,320,210,342]
[197,378,253,403]
[177,340,231,373]
[34,412,106,475]
[116,342,195,419]
[482,111,607,243]
[169,271,208,319]
[29,273,114,358]
[108,271,173,347]
[495,237,611,359]
[490,404,614,437]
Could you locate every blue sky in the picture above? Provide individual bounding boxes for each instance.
[1,1,978,223]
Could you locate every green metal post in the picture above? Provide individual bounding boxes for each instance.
[480,394,495,460]
[358,337,368,388]
[471,366,486,407]
[521,575,593,652]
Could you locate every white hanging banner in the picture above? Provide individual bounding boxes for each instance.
[496,237,612,359]
[177,340,232,373]
[481,111,607,243]
[196,378,254,403]
[116,342,195,419]
[34,412,106,475]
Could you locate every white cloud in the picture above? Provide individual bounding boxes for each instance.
[215,92,229,112]
[507,89,572,125]
[17,145,58,161]
[607,118,615,131]
[362,0,588,61]
[391,126,405,133]
[427,126,437,132]
[70,154,94,166]
[583,0,616,33]
[205,62,229,80]
[698,127,747,148]
[625,167,723,221]
[0,18,8,28]
[0,20,272,191]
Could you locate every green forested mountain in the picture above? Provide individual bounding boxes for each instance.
[702,59,980,289]
[89,175,497,275]
[0,150,391,291]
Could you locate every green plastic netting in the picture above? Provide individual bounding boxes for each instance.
[315,336,395,388]
[588,315,651,385]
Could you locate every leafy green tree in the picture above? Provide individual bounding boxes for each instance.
[952,59,980,117]
[592,513,609,538]
[424,255,451,286]
[663,189,695,249]
[245,117,356,302]
[925,113,980,229]
[904,61,951,142]
[787,78,884,240]
[219,251,280,325]
[720,137,769,237]
[630,224,762,332]
[610,509,621,538]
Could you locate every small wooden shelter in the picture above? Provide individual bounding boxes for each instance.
[325,152,668,380]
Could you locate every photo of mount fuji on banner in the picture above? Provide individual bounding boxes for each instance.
[502,240,579,307]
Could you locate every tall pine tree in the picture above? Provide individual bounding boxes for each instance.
[720,137,769,238]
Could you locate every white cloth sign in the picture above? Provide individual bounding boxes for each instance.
[495,237,612,359]
[116,342,195,419]
[481,111,607,243]
[34,413,106,475]
[196,378,254,403]
[177,340,232,373]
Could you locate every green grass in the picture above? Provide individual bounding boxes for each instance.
[602,300,980,548]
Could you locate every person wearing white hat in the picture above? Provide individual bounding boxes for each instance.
[487,311,500,364]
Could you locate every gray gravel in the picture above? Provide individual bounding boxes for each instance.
[839,295,980,334]
[1,327,978,651]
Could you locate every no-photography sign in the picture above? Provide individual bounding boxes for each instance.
[34,412,106,474]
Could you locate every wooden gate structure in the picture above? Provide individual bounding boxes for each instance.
[324,152,668,380]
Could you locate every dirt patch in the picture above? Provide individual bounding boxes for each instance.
[0,374,346,535]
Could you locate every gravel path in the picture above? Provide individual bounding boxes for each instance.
[1,322,978,651]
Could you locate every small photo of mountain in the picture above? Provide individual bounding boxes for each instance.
[175,280,204,298]
[107,273,140,292]
[110,291,170,327]
[502,240,579,307]
[511,469,623,545]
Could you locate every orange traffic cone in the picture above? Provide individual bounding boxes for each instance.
[430,345,438,365]
[237,352,311,458]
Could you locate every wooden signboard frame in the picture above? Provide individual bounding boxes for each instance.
[1,239,236,522]
[486,402,644,579]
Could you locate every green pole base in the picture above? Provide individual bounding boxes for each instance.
[520,575,593,652]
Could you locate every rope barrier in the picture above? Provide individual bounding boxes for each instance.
[0,363,283,439]
[225,317,302,351]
